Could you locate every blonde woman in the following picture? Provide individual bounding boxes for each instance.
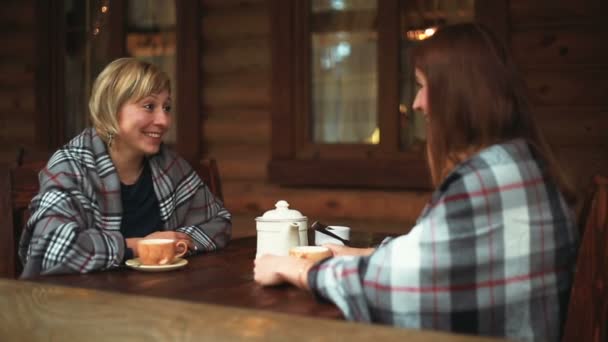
[20,58,231,277]
[254,24,578,341]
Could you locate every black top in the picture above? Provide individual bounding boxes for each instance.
[120,161,163,260]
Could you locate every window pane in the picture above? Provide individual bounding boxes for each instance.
[126,0,177,144]
[399,0,475,151]
[64,0,112,140]
[311,0,378,144]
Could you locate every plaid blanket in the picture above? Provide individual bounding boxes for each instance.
[309,139,578,341]
[19,128,231,277]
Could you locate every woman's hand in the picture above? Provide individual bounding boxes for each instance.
[254,255,314,289]
[125,237,143,256]
[254,255,288,286]
[144,231,195,249]
[323,244,375,257]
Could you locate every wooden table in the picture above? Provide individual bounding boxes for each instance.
[12,233,510,341]
[0,279,507,342]
[28,232,386,319]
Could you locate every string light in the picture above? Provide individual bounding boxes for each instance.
[92,0,110,38]
[405,26,437,41]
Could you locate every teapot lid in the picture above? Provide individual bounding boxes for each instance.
[257,200,306,221]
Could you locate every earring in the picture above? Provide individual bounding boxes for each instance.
[107,132,114,148]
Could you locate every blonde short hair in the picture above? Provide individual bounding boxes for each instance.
[89,57,171,143]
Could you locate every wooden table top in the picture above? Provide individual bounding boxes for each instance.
[28,232,386,319]
[14,232,510,341]
[1,278,508,342]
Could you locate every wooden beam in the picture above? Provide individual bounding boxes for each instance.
[0,165,15,278]
[176,0,201,165]
[475,0,509,44]
[35,0,65,150]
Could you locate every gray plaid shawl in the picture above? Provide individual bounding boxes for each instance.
[309,139,578,341]
[19,128,232,277]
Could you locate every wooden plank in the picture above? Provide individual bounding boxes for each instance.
[201,71,270,110]
[206,141,269,158]
[0,151,17,164]
[0,32,35,58]
[206,144,269,181]
[475,0,509,43]
[201,6,270,41]
[0,88,35,112]
[204,109,271,145]
[523,68,608,106]
[511,28,608,67]
[202,87,270,110]
[510,0,604,27]
[535,107,608,147]
[201,0,267,10]
[0,117,36,143]
[0,1,35,29]
[217,158,268,182]
[202,38,270,74]
[0,164,15,278]
[0,69,35,88]
[554,146,608,190]
[223,181,431,224]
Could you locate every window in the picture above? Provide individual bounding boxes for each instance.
[269,0,507,189]
[109,0,201,165]
[125,0,177,142]
[37,0,201,166]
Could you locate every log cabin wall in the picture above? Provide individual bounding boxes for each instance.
[509,0,608,200]
[0,1,606,235]
[202,0,608,235]
[0,1,37,163]
[200,0,428,235]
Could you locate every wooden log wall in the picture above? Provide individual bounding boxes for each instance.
[0,0,606,235]
[200,0,427,235]
[509,0,608,196]
[201,0,608,234]
[0,0,37,163]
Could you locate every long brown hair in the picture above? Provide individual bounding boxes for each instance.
[411,23,575,203]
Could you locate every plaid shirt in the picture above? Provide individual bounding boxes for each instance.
[19,128,232,277]
[309,139,578,341]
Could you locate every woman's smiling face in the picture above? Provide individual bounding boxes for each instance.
[113,90,172,158]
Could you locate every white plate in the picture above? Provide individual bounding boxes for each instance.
[125,257,188,272]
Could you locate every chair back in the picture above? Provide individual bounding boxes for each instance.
[195,159,224,202]
[0,160,44,278]
[562,175,608,342]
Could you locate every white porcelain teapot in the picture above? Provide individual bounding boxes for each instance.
[255,200,308,257]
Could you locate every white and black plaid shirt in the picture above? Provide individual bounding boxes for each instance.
[309,139,578,342]
[19,128,232,277]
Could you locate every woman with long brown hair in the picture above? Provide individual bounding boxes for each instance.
[254,23,578,341]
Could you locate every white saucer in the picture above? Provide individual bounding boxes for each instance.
[125,257,188,272]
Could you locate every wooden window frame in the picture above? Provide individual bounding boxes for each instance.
[36,0,201,166]
[108,0,201,166]
[269,0,507,189]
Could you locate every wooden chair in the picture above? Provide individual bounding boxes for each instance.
[196,159,224,202]
[0,156,224,279]
[0,160,43,278]
[562,175,608,342]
